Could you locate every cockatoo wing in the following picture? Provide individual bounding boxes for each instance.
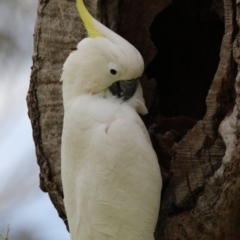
[89,119,161,240]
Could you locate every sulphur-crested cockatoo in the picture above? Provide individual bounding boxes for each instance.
[61,0,162,239]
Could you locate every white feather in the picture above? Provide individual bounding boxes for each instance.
[62,92,161,240]
[61,2,162,238]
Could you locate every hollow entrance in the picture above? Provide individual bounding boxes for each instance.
[147,0,224,120]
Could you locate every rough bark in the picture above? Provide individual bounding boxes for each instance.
[27,0,240,238]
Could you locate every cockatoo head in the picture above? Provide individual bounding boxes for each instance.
[61,0,146,113]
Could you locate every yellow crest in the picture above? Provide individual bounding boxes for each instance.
[76,0,104,38]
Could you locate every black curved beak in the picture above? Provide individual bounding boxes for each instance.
[109,79,138,101]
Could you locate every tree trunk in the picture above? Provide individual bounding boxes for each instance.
[27,0,240,238]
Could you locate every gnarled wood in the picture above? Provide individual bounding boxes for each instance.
[27,0,240,238]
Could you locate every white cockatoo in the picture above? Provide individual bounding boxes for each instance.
[61,0,162,239]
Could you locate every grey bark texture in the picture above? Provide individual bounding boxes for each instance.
[27,0,240,238]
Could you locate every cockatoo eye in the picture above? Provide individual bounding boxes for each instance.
[108,63,119,76]
[110,69,117,75]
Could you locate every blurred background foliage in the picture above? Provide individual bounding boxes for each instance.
[0,0,69,239]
